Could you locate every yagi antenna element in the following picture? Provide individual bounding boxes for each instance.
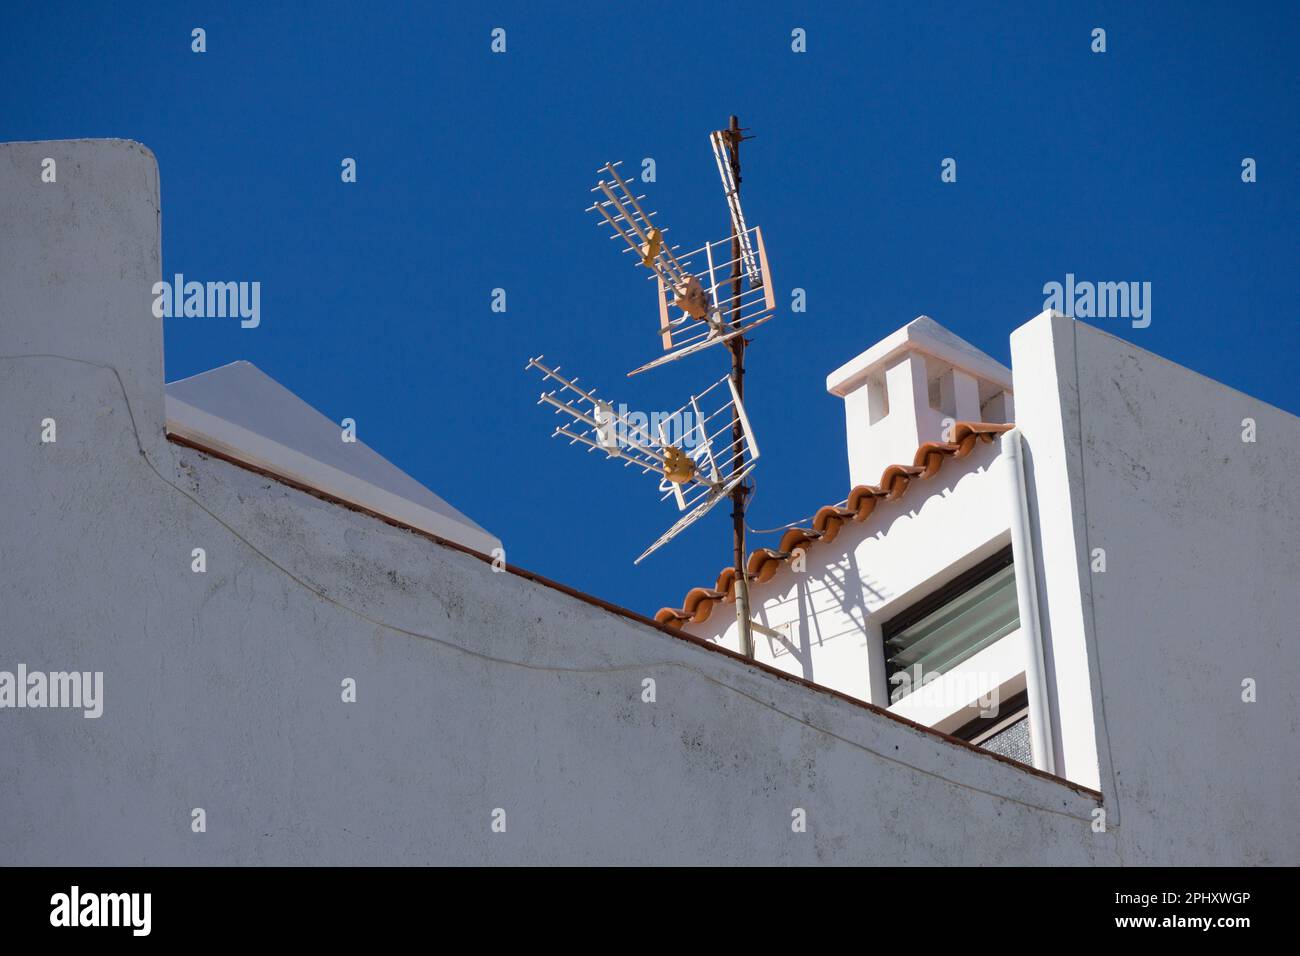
[587,161,776,377]
[710,129,762,288]
[525,355,759,563]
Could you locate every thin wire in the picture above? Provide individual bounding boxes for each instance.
[744,481,848,535]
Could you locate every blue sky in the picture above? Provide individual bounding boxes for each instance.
[4,2,1298,615]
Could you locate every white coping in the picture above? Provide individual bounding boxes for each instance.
[165,361,501,556]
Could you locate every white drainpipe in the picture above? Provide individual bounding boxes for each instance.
[1001,428,1056,774]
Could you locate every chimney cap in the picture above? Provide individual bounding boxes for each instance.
[826,315,1012,397]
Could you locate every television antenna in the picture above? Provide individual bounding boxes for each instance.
[528,116,772,657]
[587,150,775,378]
[525,356,759,565]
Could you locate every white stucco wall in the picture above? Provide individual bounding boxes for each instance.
[685,317,1023,727]
[1013,311,1300,863]
[0,139,1109,865]
[686,446,1018,715]
[687,306,1300,864]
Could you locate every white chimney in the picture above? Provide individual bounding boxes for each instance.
[825,316,1014,488]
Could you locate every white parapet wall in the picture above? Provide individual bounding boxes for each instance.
[0,139,165,460]
[1012,310,1300,862]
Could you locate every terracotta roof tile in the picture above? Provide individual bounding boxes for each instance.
[654,421,1014,627]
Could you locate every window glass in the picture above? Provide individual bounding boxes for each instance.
[884,548,1019,702]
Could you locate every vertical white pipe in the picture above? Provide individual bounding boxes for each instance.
[1001,428,1056,774]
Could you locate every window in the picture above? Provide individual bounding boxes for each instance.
[953,689,1032,763]
[883,546,1019,703]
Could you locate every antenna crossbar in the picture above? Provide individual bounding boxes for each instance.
[526,352,760,563]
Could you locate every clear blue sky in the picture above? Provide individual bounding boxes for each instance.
[4,2,1298,615]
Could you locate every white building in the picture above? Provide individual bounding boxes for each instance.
[2,139,1296,865]
[661,308,1300,812]
[660,316,1043,767]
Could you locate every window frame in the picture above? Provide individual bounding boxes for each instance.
[882,545,1016,702]
[952,689,1030,746]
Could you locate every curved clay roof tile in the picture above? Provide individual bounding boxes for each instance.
[777,527,821,554]
[813,505,857,543]
[880,464,925,499]
[747,548,787,584]
[913,441,960,479]
[714,567,740,603]
[847,484,885,521]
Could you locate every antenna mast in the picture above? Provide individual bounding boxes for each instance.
[534,116,778,661]
[723,115,755,659]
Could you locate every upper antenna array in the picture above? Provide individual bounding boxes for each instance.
[587,159,775,376]
[527,116,777,600]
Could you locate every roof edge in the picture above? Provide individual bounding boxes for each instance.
[166,396,501,555]
[166,431,1100,803]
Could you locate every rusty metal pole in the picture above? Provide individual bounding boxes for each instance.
[724,115,754,659]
